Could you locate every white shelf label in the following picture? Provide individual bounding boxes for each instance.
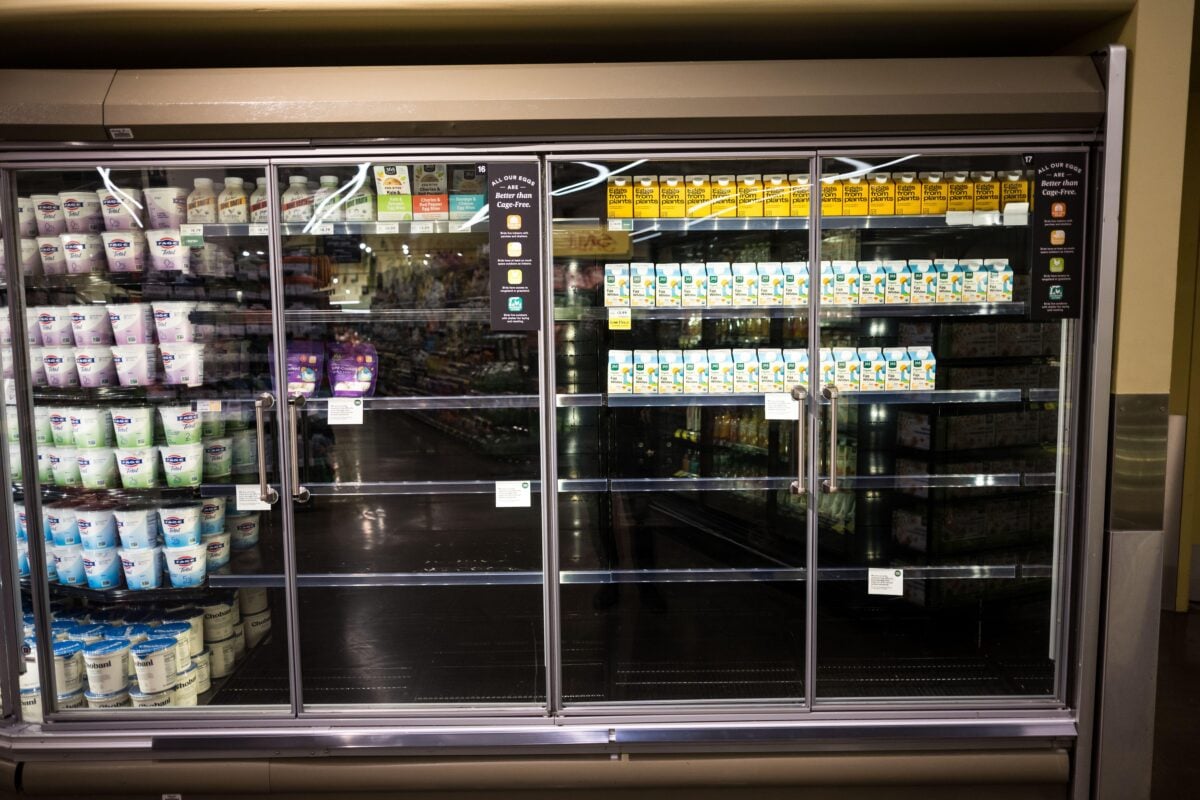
[326,397,363,425]
[867,568,904,596]
[313,222,334,235]
[496,480,532,508]
[235,484,272,511]
[764,392,799,420]
[607,219,633,232]
[249,223,269,236]
[375,222,400,234]
[411,221,435,234]
[607,307,631,331]
[192,400,222,414]
[180,224,205,247]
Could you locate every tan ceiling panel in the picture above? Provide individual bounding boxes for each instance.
[0,69,113,141]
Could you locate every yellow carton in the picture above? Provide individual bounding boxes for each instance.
[946,171,974,213]
[820,174,843,217]
[842,176,869,216]
[685,175,711,218]
[789,174,811,217]
[762,174,790,217]
[867,172,895,216]
[710,175,738,217]
[632,175,660,218]
[659,176,686,218]
[919,172,947,215]
[607,176,633,218]
[893,172,921,215]
[971,172,999,212]
[1000,170,1030,210]
[736,174,764,217]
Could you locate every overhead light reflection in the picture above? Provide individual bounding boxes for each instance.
[303,161,370,234]
[95,167,145,229]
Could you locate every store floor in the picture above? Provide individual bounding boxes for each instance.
[1151,607,1200,798]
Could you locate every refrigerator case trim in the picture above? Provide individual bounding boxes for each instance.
[540,157,563,716]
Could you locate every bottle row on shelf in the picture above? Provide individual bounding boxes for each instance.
[602,259,1014,310]
[608,346,936,395]
[605,170,1030,219]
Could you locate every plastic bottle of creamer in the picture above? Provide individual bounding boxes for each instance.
[312,175,344,222]
[186,178,217,223]
[249,178,269,223]
[280,176,312,222]
[217,177,248,223]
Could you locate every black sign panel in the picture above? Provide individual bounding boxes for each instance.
[1029,152,1088,320]
[487,163,542,331]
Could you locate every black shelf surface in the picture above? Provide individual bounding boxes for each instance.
[20,576,213,603]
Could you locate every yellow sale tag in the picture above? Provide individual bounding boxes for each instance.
[608,307,632,330]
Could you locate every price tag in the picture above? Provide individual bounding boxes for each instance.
[249,223,269,236]
[608,307,632,331]
[496,480,532,508]
[235,484,272,511]
[313,222,334,236]
[607,219,634,232]
[764,392,799,420]
[180,224,205,248]
[411,221,435,234]
[867,568,904,596]
[192,400,222,413]
[4,380,15,405]
[326,397,364,425]
[375,222,400,234]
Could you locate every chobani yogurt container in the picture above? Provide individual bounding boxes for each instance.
[145,230,187,272]
[158,503,202,547]
[67,622,105,646]
[142,187,187,228]
[231,623,245,660]
[173,663,200,706]
[128,685,173,708]
[59,191,103,233]
[114,446,159,488]
[52,639,85,693]
[239,586,269,616]
[68,305,115,346]
[111,345,158,387]
[192,649,211,694]
[163,607,205,652]
[243,608,272,648]
[53,544,86,585]
[160,443,204,488]
[113,506,157,549]
[36,237,67,274]
[157,622,193,665]
[208,636,235,678]
[70,407,113,448]
[81,546,121,590]
[59,233,105,274]
[107,303,155,345]
[97,186,143,231]
[42,348,80,388]
[201,598,235,641]
[31,194,66,236]
[159,405,202,444]
[200,497,227,534]
[202,437,233,479]
[131,638,179,693]
[99,231,146,272]
[159,343,204,387]
[75,505,116,548]
[85,687,131,708]
[56,689,86,710]
[227,511,260,550]
[119,546,162,590]
[37,307,74,346]
[152,302,196,344]
[163,542,207,588]
[74,346,118,388]
[20,686,44,723]
[83,638,130,694]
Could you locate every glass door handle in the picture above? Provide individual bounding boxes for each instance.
[254,392,280,505]
[790,386,807,495]
[822,384,839,493]
[288,395,310,503]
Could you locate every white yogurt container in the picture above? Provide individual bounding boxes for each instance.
[25,308,42,345]
[142,187,187,228]
[128,685,174,707]
[152,302,196,344]
[163,607,205,655]
[192,649,211,694]
[202,436,233,479]
[160,442,204,488]
[160,343,204,388]
[75,505,117,549]
[81,546,121,590]
[159,405,202,445]
[163,542,207,588]
[31,194,66,236]
[20,237,41,276]
[231,623,246,660]
[20,686,43,723]
[47,407,74,445]
[158,503,202,547]
[202,530,231,571]
[67,623,106,645]
[110,407,153,448]
[68,305,116,347]
[36,237,67,274]
[70,407,113,448]
[59,191,103,233]
[53,544,86,585]
[74,346,117,388]
[45,502,79,544]
[113,506,158,549]
[47,445,81,486]
[145,230,187,272]
[77,448,118,489]
[8,443,20,482]
[114,446,159,489]
[227,511,260,550]
[60,233,105,274]
[119,546,162,590]
[207,635,236,678]
[230,429,257,469]
[131,638,178,693]
[28,347,47,387]
[157,623,193,666]
[200,497,227,535]
[83,638,129,694]
[16,197,37,236]
[243,608,272,649]
[52,639,85,694]
[43,348,80,388]
[99,231,146,272]
[107,303,155,345]
[33,407,52,445]
[239,586,269,616]
[96,187,143,231]
[111,345,158,387]
[173,663,199,706]
[56,689,86,710]
[85,687,131,708]
[201,599,235,642]
[37,307,74,346]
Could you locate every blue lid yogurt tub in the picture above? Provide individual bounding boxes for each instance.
[127,685,173,708]
[51,639,84,694]
[84,687,130,708]
[83,638,130,695]
[173,663,199,707]
[56,688,85,710]
[19,685,43,723]
[131,638,178,694]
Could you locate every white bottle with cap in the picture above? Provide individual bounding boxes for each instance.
[280,176,313,223]
[186,178,217,223]
[217,177,249,224]
[312,175,344,222]
[249,178,270,223]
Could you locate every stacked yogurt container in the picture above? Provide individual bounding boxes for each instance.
[16,589,267,711]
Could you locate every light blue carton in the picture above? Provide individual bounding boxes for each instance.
[883,260,911,304]
[655,263,682,308]
[857,261,886,305]
[757,262,784,307]
[934,259,963,303]
[883,347,911,390]
[782,262,808,306]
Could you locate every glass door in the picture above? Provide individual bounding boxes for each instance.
[812,152,1075,701]
[6,163,291,716]
[551,157,813,705]
[278,160,545,711]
